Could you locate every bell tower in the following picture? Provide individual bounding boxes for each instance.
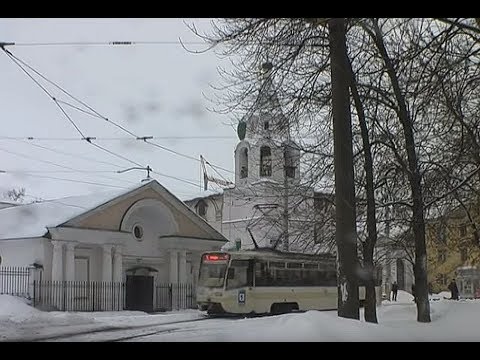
[234,62,300,189]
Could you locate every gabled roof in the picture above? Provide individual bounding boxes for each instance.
[0,180,227,241]
[0,186,131,239]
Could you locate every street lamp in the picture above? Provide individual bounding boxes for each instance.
[117,166,152,182]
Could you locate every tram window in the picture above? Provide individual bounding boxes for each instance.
[226,260,253,289]
[304,263,319,270]
[287,262,303,269]
[255,261,272,286]
[269,261,286,269]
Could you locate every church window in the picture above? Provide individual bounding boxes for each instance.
[284,146,296,178]
[197,200,207,218]
[133,224,144,241]
[260,146,272,177]
[240,148,248,179]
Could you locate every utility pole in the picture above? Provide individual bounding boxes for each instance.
[329,18,360,320]
[282,158,289,252]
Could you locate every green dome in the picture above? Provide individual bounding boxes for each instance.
[237,121,247,140]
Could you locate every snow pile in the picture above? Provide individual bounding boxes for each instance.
[430,291,451,301]
[222,311,414,342]
[0,295,39,323]
[0,295,204,341]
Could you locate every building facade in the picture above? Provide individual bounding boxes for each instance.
[426,205,480,296]
[0,180,226,310]
[185,71,333,254]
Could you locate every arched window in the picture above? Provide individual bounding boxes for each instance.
[260,146,272,177]
[197,200,207,218]
[240,148,248,179]
[284,147,296,178]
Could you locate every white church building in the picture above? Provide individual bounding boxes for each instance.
[184,68,414,296]
[185,70,334,254]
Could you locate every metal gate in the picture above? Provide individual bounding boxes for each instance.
[125,275,154,312]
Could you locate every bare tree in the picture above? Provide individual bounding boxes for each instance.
[188,17,479,323]
[2,187,26,202]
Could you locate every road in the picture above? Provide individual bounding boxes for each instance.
[43,316,244,342]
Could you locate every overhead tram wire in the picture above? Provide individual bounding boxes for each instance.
[3,141,200,187]
[8,39,333,48]
[11,40,210,47]
[11,173,129,189]
[0,135,237,141]
[0,147,138,186]
[2,47,234,175]
[1,47,147,173]
[1,46,233,184]
[14,139,128,169]
[2,48,138,138]
[2,48,87,138]
[150,170,201,188]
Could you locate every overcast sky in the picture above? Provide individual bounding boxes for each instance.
[0,18,238,202]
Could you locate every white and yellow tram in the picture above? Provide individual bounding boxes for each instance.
[196,248,381,315]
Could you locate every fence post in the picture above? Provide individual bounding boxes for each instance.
[33,280,36,308]
[63,281,66,311]
[92,282,95,312]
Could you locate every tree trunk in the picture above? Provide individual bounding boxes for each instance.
[329,18,360,320]
[371,19,431,322]
[363,247,378,322]
[347,57,378,323]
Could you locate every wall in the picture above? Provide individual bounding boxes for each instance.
[185,195,223,234]
[0,238,44,267]
[426,214,480,293]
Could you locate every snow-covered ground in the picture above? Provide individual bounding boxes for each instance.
[0,295,203,341]
[1,291,480,342]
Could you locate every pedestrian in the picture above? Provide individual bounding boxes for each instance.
[448,279,459,300]
[412,283,416,303]
[391,281,399,301]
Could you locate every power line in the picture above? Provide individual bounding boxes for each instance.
[2,47,234,181]
[9,40,210,47]
[15,139,126,169]
[2,48,147,171]
[5,170,120,174]
[150,170,200,188]
[8,173,129,189]
[0,147,138,186]
[2,48,131,137]
[89,142,143,168]
[0,135,237,141]
[2,49,234,174]
[2,49,87,138]
[6,138,201,187]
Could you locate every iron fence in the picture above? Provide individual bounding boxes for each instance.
[0,266,31,298]
[31,280,196,312]
[155,283,196,311]
[33,280,125,312]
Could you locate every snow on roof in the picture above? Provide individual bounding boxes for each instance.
[0,181,150,240]
[0,201,20,210]
[181,189,224,203]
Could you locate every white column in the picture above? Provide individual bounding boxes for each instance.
[178,251,187,284]
[51,240,64,282]
[169,250,178,283]
[113,246,123,283]
[102,244,113,282]
[65,242,76,281]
